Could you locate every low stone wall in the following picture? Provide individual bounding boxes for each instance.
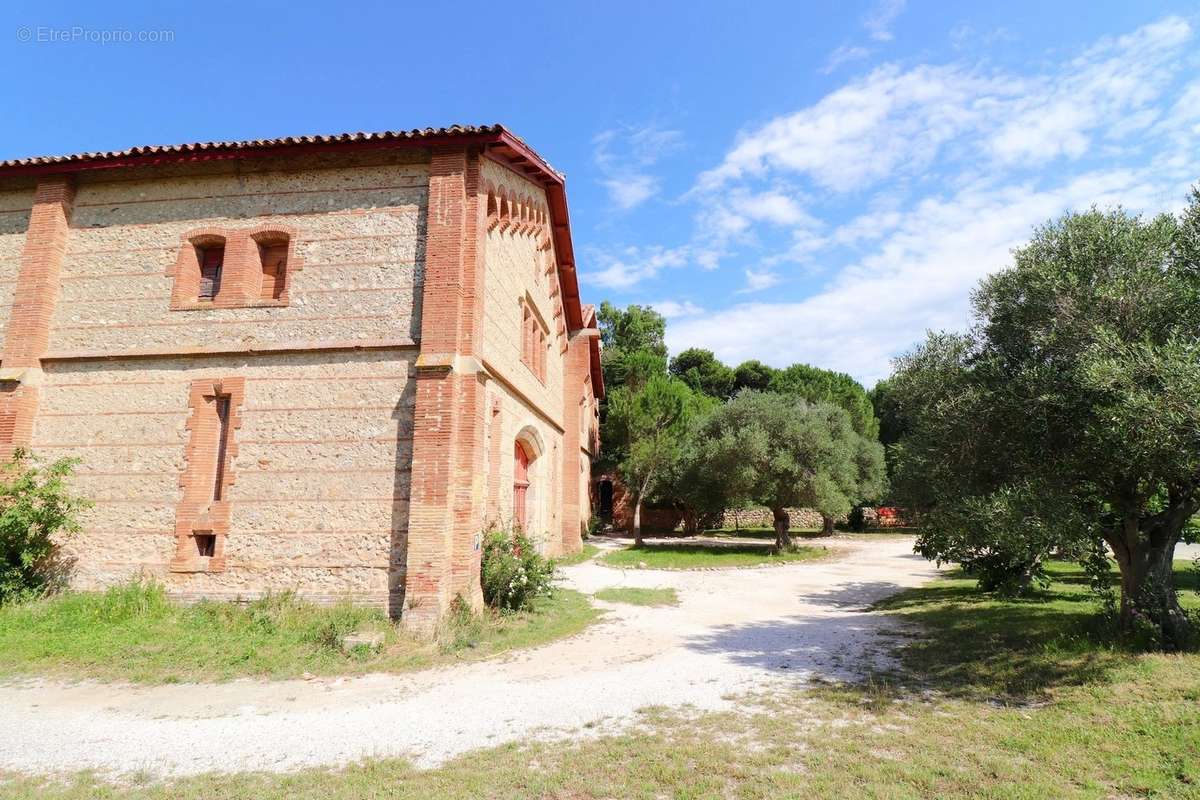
[719,507,824,529]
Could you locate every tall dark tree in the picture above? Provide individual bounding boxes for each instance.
[733,359,776,393]
[597,302,668,390]
[669,348,735,400]
[868,377,906,493]
[770,364,879,439]
[891,199,1200,648]
[606,375,701,545]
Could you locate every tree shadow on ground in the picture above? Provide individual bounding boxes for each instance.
[687,565,1154,705]
[684,609,904,682]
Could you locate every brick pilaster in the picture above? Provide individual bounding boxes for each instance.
[403,147,488,629]
[0,177,75,460]
[560,328,597,554]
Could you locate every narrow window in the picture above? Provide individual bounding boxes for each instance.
[194,532,216,557]
[198,245,224,301]
[259,241,288,300]
[212,395,231,502]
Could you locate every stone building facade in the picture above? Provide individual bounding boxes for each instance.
[0,125,602,627]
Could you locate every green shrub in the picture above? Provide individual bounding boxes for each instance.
[0,450,90,604]
[480,526,555,611]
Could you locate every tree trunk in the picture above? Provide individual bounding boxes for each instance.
[1107,510,1191,649]
[772,506,792,551]
[682,508,699,537]
[632,492,644,547]
[821,515,835,536]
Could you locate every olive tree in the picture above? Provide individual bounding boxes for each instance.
[769,363,882,532]
[890,200,1200,648]
[694,391,886,549]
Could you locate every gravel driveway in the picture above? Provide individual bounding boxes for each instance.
[0,535,939,778]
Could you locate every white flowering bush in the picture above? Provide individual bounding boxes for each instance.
[480,525,555,611]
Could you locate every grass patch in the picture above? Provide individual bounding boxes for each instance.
[6,562,1199,798]
[873,559,1199,701]
[705,526,824,539]
[593,586,679,606]
[599,541,825,570]
[0,581,599,684]
[553,543,600,566]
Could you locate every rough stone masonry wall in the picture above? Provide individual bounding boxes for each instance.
[52,157,427,354]
[36,351,414,607]
[0,187,34,353]
[478,159,571,556]
[23,156,427,609]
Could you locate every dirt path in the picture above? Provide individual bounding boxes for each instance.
[0,536,939,778]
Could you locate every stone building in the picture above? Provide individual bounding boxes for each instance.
[0,125,603,627]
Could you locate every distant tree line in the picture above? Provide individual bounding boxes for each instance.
[596,302,886,547]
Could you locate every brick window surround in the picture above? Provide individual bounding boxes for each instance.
[168,225,301,310]
[521,301,548,383]
[170,376,245,573]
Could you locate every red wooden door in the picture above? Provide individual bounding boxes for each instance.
[513,442,530,530]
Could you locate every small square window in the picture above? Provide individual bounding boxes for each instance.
[194,533,216,558]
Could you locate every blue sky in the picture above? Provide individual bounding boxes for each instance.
[2,0,1198,384]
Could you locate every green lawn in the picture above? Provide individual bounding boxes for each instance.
[4,562,1198,799]
[705,526,823,539]
[599,541,826,569]
[0,581,600,684]
[593,586,679,606]
[554,543,601,566]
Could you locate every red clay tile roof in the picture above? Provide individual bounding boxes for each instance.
[0,125,510,169]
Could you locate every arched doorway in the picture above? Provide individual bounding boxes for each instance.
[513,441,531,530]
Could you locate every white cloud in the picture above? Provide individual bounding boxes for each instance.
[738,269,782,293]
[988,16,1192,165]
[697,64,1006,192]
[587,245,691,290]
[863,0,906,42]
[594,16,1200,382]
[651,299,705,319]
[593,125,682,211]
[822,43,871,74]
[602,175,659,211]
[732,190,816,226]
[700,16,1194,194]
[669,164,1197,383]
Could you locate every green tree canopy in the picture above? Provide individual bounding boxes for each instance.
[605,374,702,544]
[890,199,1200,648]
[733,359,777,393]
[868,377,907,495]
[769,363,879,440]
[597,302,668,390]
[669,347,735,400]
[692,391,886,549]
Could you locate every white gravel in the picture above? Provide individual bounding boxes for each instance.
[0,535,939,778]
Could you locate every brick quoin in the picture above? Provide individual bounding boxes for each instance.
[0,177,75,461]
[403,147,489,630]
